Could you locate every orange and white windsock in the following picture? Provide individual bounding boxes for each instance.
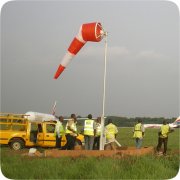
[54,22,104,79]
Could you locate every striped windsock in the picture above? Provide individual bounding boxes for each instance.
[54,22,104,79]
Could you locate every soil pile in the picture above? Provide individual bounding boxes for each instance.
[44,146,154,158]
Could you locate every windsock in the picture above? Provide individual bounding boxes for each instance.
[54,22,104,79]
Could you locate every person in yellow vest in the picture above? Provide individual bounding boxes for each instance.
[133,119,145,149]
[54,116,64,150]
[156,120,174,156]
[65,114,77,150]
[105,119,118,150]
[93,117,101,150]
[84,114,96,150]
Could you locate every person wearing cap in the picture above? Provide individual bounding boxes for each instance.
[65,114,77,150]
[54,116,64,149]
[156,120,174,156]
[133,119,145,149]
[83,114,96,150]
[93,117,101,150]
[105,119,118,150]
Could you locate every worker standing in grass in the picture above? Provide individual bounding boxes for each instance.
[54,116,64,150]
[105,119,118,150]
[93,117,101,150]
[84,114,96,150]
[133,119,145,149]
[65,114,77,150]
[156,120,174,156]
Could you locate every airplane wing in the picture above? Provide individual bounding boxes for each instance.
[144,116,180,129]
[63,117,107,121]
[144,124,162,128]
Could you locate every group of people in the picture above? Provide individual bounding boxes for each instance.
[133,119,174,156]
[54,113,118,150]
[55,114,174,155]
[83,114,119,150]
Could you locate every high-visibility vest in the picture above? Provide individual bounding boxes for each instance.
[60,125,65,136]
[133,123,143,138]
[105,123,117,140]
[84,119,94,136]
[65,120,77,134]
[54,121,65,136]
[160,124,170,138]
[95,123,101,137]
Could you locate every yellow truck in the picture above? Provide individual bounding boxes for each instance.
[0,113,84,150]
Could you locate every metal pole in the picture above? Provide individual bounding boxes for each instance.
[100,32,108,150]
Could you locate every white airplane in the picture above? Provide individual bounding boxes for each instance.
[25,111,106,122]
[144,116,180,129]
[25,102,105,122]
[25,111,58,122]
[25,101,58,122]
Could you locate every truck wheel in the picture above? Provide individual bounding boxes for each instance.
[10,139,25,150]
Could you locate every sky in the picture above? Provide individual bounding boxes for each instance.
[1,0,179,118]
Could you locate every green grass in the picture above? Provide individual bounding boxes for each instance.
[1,128,179,179]
[117,127,180,150]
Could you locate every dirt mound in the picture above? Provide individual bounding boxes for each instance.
[171,149,180,155]
[44,146,154,158]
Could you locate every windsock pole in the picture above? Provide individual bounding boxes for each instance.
[100,31,108,150]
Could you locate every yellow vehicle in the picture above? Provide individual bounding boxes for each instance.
[0,113,84,150]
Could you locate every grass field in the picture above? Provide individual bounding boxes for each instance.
[0,128,179,179]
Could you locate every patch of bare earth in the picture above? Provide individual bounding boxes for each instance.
[44,146,154,158]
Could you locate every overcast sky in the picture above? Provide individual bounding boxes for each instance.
[1,0,179,118]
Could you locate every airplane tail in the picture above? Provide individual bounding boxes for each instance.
[175,116,180,122]
[52,101,57,115]
[172,116,180,127]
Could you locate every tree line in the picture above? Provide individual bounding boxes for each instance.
[74,116,177,127]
